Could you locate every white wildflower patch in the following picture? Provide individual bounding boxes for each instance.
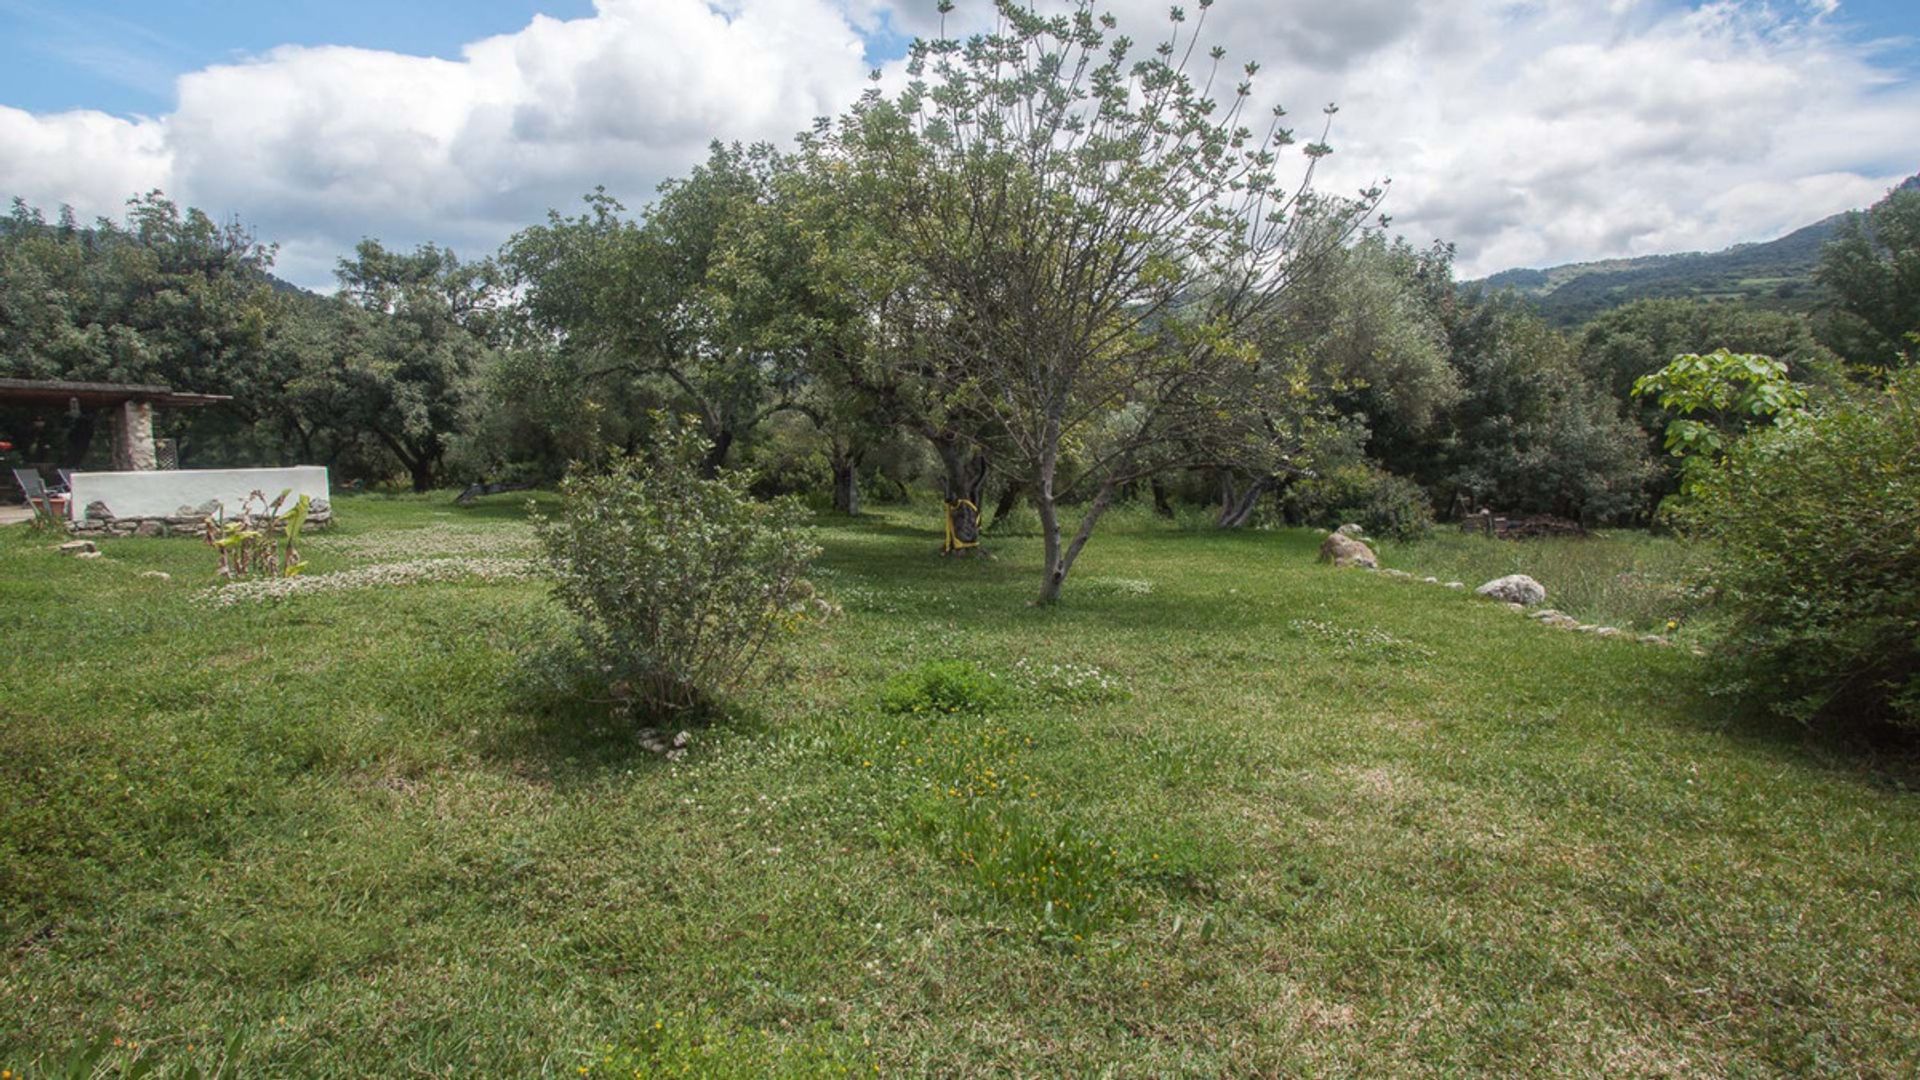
[315,523,537,560]
[1288,618,1435,661]
[196,557,542,607]
[1079,577,1155,597]
[1011,657,1129,704]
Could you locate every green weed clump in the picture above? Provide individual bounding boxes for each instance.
[904,796,1131,942]
[584,1010,865,1078]
[877,660,1007,716]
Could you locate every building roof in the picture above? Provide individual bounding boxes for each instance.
[0,378,231,409]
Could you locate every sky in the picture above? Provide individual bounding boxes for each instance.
[1,0,1916,289]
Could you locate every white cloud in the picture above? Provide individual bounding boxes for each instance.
[0,105,169,218]
[0,0,1914,286]
[1,0,874,286]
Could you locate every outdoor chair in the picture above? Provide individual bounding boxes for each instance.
[12,467,66,525]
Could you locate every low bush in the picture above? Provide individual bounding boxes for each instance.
[532,416,824,719]
[1676,366,1920,731]
[1288,464,1435,540]
[878,660,1007,716]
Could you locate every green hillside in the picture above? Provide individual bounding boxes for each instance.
[1475,174,1919,326]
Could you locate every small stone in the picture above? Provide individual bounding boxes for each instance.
[75,550,105,560]
[84,500,115,521]
[1594,627,1622,638]
[58,540,97,555]
[1336,523,1367,538]
[141,570,172,581]
[1506,602,1527,613]
[1421,576,1438,584]
[133,521,166,538]
[1443,581,1465,590]
[1383,568,1413,580]
[1638,634,1671,646]
[1475,574,1547,606]
[1529,609,1563,620]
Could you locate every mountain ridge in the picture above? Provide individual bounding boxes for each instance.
[1472,174,1920,326]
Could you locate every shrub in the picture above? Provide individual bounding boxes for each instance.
[1289,464,1435,540]
[878,660,1006,716]
[1676,367,1920,731]
[532,417,823,718]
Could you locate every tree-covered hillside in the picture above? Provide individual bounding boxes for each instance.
[1476,174,1919,326]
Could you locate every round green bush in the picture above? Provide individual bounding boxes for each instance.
[1290,464,1435,540]
[532,416,824,719]
[1677,367,1920,731]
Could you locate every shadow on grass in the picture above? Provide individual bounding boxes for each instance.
[1633,659,1920,791]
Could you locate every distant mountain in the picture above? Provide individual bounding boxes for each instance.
[1472,174,1920,327]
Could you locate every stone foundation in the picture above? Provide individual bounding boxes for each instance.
[68,498,334,539]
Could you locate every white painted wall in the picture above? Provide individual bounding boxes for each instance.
[68,466,330,521]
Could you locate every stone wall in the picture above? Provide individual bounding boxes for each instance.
[68,498,334,539]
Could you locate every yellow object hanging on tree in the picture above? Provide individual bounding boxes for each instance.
[943,498,981,555]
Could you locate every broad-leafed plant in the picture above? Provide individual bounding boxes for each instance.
[203,488,310,579]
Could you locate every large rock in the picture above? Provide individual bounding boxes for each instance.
[1318,532,1379,569]
[1475,574,1546,605]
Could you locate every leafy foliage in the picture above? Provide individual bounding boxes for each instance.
[1286,463,1435,540]
[1440,296,1653,522]
[829,0,1382,600]
[1633,348,1808,491]
[202,489,310,579]
[878,660,1007,716]
[1816,181,1920,368]
[1675,366,1920,731]
[532,416,823,718]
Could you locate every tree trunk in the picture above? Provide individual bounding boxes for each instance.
[1216,474,1273,529]
[1150,475,1174,518]
[701,428,735,476]
[929,431,986,505]
[410,458,436,493]
[988,481,1023,528]
[1037,474,1118,605]
[830,447,862,515]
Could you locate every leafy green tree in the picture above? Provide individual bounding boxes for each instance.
[837,0,1380,601]
[1440,295,1653,522]
[502,145,806,475]
[0,193,283,465]
[317,240,498,491]
[1817,183,1920,368]
[1632,348,1808,493]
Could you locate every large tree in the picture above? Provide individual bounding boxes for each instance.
[317,240,499,491]
[837,0,1380,601]
[501,144,808,474]
[1816,182,1920,369]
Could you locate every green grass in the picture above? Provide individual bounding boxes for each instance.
[3,495,1918,1075]
[1376,528,1707,633]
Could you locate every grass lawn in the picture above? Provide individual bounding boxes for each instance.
[3,496,1917,1075]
